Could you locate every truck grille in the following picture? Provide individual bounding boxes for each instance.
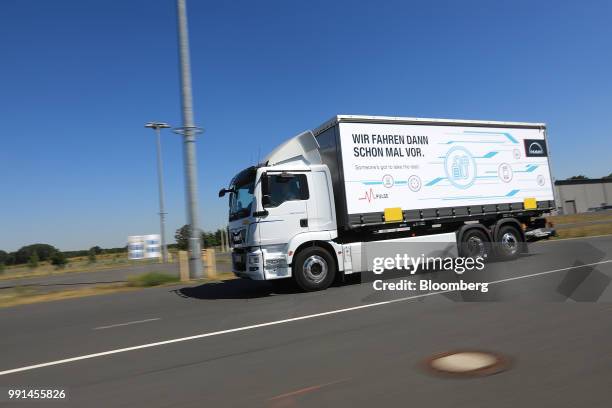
[232,248,246,272]
[231,229,245,245]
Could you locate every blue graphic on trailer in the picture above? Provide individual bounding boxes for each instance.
[443,146,477,189]
[426,177,445,186]
[441,131,518,145]
[462,130,519,143]
[437,151,498,159]
[451,155,470,180]
[515,164,539,173]
[478,151,498,158]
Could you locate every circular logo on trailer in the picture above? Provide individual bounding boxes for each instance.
[408,175,422,192]
[444,146,477,189]
[498,163,513,183]
[537,174,545,186]
[382,174,394,188]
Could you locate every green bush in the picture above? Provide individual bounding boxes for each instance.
[88,248,97,263]
[51,252,68,268]
[28,252,39,269]
[127,272,179,287]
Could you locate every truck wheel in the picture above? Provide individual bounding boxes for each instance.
[496,225,523,260]
[459,229,491,261]
[292,247,336,291]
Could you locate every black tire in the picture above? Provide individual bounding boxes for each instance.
[459,228,491,261]
[495,225,523,260]
[292,246,336,291]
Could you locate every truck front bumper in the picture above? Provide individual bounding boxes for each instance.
[231,247,291,281]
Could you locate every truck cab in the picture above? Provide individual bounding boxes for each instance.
[219,132,341,289]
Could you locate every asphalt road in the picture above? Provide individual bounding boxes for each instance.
[0,235,611,407]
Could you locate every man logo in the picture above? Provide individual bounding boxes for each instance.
[528,142,543,154]
[524,139,548,157]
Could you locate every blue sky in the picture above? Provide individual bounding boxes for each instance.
[1,0,610,251]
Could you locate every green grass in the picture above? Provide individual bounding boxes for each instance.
[553,223,612,239]
[127,272,180,287]
[548,211,612,225]
[546,210,612,239]
[0,253,157,281]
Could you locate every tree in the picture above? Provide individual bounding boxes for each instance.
[28,252,39,269]
[605,172,612,179]
[91,246,103,255]
[202,232,219,248]
[568,175,588,180]
[87,247,97,263]
[175,224,191,250]
[175,224,221,249]
[4,252,16,266]
[51,252,68,268]
[0,250,7,265]
[15,244,58,264]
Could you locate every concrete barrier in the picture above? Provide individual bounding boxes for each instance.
[202,249,217,278]
[178,251,189,282]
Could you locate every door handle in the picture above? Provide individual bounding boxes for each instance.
[300,219,308,228]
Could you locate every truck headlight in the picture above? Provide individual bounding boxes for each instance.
[248,254,260,265]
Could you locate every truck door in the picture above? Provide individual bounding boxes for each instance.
[258,172,309,246]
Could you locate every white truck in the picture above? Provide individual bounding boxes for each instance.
[219,115,556,291]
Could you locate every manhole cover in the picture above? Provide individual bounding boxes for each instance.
[423,350,510,377]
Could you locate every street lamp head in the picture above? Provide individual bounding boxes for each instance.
[145,122,171,129]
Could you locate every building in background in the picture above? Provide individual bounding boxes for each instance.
[554,178,612,214]
[128,234,161,260]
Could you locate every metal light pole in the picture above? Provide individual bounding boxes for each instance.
[175,0,203,278]
[145,122,170,263]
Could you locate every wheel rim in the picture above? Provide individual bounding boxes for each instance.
[501,232,518,255]
[466,236,485,258]
[303,255,328,284]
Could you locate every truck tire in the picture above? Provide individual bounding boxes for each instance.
[495,225,523,260]
[292,246,336,291]
[459,228,491,261]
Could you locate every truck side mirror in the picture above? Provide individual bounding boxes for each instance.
[262,194,271,207]
[218,187,234,197]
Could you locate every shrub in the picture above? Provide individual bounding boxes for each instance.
[88,248,97,263]
[127,272,179,287]
[51,252,68,268]
[28,252,39,269]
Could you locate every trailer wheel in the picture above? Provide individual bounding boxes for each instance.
[292,246,336,291]
[495,225,523,260]
[459,229,491,261]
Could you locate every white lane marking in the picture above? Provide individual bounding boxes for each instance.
[1,259,611,377]
[93,318,161,330]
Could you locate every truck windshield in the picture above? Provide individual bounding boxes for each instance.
[229,168,256,221]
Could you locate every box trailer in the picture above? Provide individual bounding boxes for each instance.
[219,115,556,291]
